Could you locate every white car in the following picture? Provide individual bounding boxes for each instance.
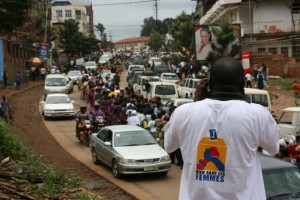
[66,70,83,84]
[163,98,194,114]
[133,75,160,95]
[41,93,75,120]
[148,57,162,67]
[177,76,206,98]
[90,125,171,178]
[85,61,97,70]
[127,65,145,75]
[160,72,179,84]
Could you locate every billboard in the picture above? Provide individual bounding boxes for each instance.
[195,25,241,61]
[39,42,49,60]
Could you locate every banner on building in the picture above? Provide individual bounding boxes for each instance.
[0,39,3,81]
[39,42,49,60]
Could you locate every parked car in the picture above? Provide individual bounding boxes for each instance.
[143,82,179,105]
[127,70,145,88]
[148,57,162,67]
[41,93,75,120]
[66,70,82,84]
[90,125,171,178]
[277,107,300,143]
[127,65,145,75]
[244,88,271,112]
[65,76,74,94]
[44,74,69,96]
[99,54,113,64]
[177,75,206,98]
[133,75,160,96]
[85,61,97,70]
[261,153,300,199]
[153,64,170,76]
[160,72,179,84]
[163,98,194,114]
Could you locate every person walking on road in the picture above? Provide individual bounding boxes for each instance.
[2,70,8,89]
[15,71,21,90]
[164,57,279,200]
[245,72,253,88]
[293,80,300,106]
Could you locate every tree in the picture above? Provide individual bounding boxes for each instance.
[95,23,109,51]
[0,0,33,33]
[140,17,171,36]
[206,17,241,63]
[170,12,195,53]
[148,29,163,53]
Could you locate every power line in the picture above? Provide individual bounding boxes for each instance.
[93,0,155,6]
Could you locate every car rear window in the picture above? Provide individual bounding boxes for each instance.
[155,85,176,95]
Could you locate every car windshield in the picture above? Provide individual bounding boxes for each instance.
[114,130,157,147]
[264,167,300,198]
[67,71,81,76]
[155,85,176,95]
[245,94,269,107]
[278,111,294,124]
[46,96,71,104]
[45,78,66,86]
[162,74,178,80]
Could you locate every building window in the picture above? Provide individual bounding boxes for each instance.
[56,10,62,18]
[269,47,277,55]
[65,10,72,18]
[281,47,288,57]
[258,48,265,52]
[75,10,81,20]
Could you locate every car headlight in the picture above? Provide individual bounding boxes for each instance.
[67,108,74,112]
[119,158,136,164]
[45,109,52,112]
[160,155,170,162]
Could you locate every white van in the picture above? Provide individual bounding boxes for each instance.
[144,82,179,105]
[44,74,68,96]
[244,88,271,112]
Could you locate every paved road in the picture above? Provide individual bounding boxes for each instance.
[39,71,182,200]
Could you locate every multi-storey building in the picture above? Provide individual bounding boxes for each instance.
[195,0,300,77]
[0,0,50,82]
[51,0,91,34]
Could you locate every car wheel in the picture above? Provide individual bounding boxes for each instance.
[92,148,100,164]
[44,115,48,120]
[112,159,122,178]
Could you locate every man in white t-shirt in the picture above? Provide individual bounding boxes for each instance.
[245,72,253,88]
[164,57,279,200]
[127,110,140,126]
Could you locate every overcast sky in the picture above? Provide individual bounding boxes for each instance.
[87,0,197,42]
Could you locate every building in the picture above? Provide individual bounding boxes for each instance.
[195,0,300,77]
[0,0,50,82]
[114,36,150,51]
[51,0,93,35]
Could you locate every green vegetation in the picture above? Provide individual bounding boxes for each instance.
[267,79,294,90]
[0,119,101,199]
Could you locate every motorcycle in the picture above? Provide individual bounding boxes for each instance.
[93,115,106,132]
[77,119,93,147]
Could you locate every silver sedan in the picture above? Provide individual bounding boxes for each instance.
[90,125,171,178]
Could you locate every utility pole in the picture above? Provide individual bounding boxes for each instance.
[154,0,158,20]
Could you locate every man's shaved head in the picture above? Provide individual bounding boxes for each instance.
[209,57,244,93]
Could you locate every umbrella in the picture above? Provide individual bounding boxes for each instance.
[27,57,42,65]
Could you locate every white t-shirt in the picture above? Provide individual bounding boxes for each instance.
[147,120,156,133]
[245,73,253,81]
[164,99,279,200]
[127,115,140,126]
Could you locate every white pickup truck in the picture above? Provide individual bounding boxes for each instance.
[278,107,300,143]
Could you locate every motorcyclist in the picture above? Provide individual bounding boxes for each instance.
[75,104,89,137]
[89,103,106,129]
